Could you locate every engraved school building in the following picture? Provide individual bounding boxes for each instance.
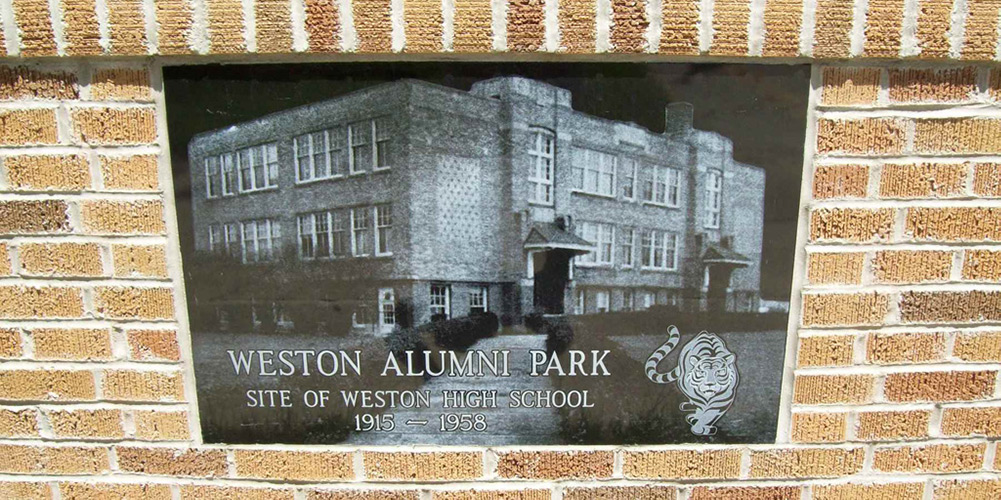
[188,77,766,333]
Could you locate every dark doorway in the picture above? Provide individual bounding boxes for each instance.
[706,265,735,312]
[533,250,572,314]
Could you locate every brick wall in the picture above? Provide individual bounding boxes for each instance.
[0,1,1000,499]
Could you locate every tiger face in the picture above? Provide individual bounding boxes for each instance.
[685,353,736,400]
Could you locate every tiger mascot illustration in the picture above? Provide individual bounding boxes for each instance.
[645,325,739,436]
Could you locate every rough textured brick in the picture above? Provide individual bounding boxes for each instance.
[453,0,492,52]
[900,291,1001,323]
[207,0,246,53]
[855,410,930,440]
[497,450,613,479]
[12,0,58,56]
[963,247,1001,278]
[103,370,184,401]
[59,483,172,499]
[0,481,50,499]
[404,0,443,52]
[81,200,165,234]
[813,0,854,58]
[873,443,985,472]
[0,445,108,474]
[762,0,802,57]
[611,0,648,53]
[812,482,924,500]
[941,406,1001,437]
[750,447,864,478]
[801,293,889,327]
[257,0,293,52]
[863,0,904,57]
[962,0,1001,60]
[865,331,946,364]
[48,409,123,438]
[889,67,977,102]
[179,485,294,500]
[0,286,84,319]
[563,485,676,500]
[236,450,353,481]
[813,165,869,199]
[0,200,69,232]
[872,250,952,283]
[0,67,78,100]
[817,119,906,155]
[791,412,847,443]
[116,447,226,477]
[690,486,800,500]
[156,0,194,54]
[915,118,1001,153]
[354,0,392,52]
[113,244,167,277]
[0,409,38,437]
[810,208,894,242]
[807,252,864,284]
[95,287,174,320]
[99,155,159,191]
[659,0,699,54]
[905,207,1001,241]
[128,329,181,361]
[309,490,420,500]
[973,163,1001,196]
[915,0,952,57]
[880,163,967,198]
[622,449,741,479]
[711,0,750,55]
[793,374,874,404]
[821,68,880,106]
[31,328,112,360]
[0,109,59,145]
[506,0,543,52]
[0,369,95,400]
[0,327,21,357]
[954,331,1001,361]
[883,370,996,402]
[20,243,103,277]
[305,0,340,51]
[559,0,596,52]
[798,335,854,367]
[4,155,90,191]
[133,410,190,440]
[935,479,1001,500]
[0,244,9,276]
[432,491,549,500]
[365,451,481,480]
[90,68,153,101]
[62,0,103,55]
[71,107,157,145]
[107,0,148,54]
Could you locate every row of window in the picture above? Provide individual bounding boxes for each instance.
[296,205,393,260]
[573,288,680,314]
[207,218,282,263]
[204,144,280,198]
[430,284,488,320]
[574,222,680,271]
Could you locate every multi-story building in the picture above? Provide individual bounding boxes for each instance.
[187,76,765,334]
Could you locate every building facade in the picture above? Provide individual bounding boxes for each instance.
[188,77,765,333]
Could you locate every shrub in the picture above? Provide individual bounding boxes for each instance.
[543,316,575,353]
[425,312,499,350]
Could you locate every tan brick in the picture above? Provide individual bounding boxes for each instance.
[236,450,353,481]
[59,483,172,500]
[309,490,420,500]
[0,444,108,474]
[856,410,930,441]
[81,200,165,234]
[936,479,1001,500]
[116,447,226,477]
[941,406,1001,437]
[107,0,148,54]
[0,327,21,358]
[879,163,967,198]
[0,286,84,319]
[812,482,924,500]
[20,243,103,277]
[354,0,392,52]
[454,0,492,52]
[256,0,293,52]
[611,0,649,53]
[0,409,38,437]
[884,370,996,402]
[915,118,1001,153]
[113,244,167,277]
[4,155,90,191]
[873,250,952,283]
[31,328,112,360]
[907,207,1001,241]
[961,0,1001,60]
[710,0,749,55]
[103,370,184,402]
[95,287,174,320]
[900,291,1001,323]
[562,485,676,500]
[90,68,153,101]
[364,451,481,480]
[0,109,59,145]
[914,0,952,58]
[798,335,854,367]
[432,491,549,500]
[817,118,906,155]
[0,244,9,276]
[127,329,180,361]
[865,331,946,364]
[622,449,741,479]
[48,409,123,439]
[791,412,847,443]
[133,410,190,440]
[0,369,95,401]
[801,293,889,327]
[0,481,50,500]
[821,67,880,106]
[807,252,864,284]
[762,0,802,57]
[689,485,801,500]
[813,0,855,58]
[888,67,977,102]
[812,165,869,199]
[863,0,904,57]
[658,0,699,54]
[558,0,596,53]
[404,0,444,52]
[100,155,159,191]
[973,163,1001,196]
[954,331,1001,361]
[963,250,1001,281]
[62,0,103,55]
[156,0,194,54]
[206,0,246,52]
[874,443,985,473]
[750,447,864,478]
[0,200,69,234]
[496,450,613,480]
[809,208,894,242]
[793,374,874,404]
[0,66,78,100]
[71,107,157,145]
[180,485,294,500]
[11,0,58,56]
[304,0,339,51]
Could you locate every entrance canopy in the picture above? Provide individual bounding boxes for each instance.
[524,223,595,256]
[702,243,752,267]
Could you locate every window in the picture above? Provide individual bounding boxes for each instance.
[622,228,635,268]
[622,289,634,311]
[375,205,393,256]
[641,229,679,270]
[378,288,396,329]
[706,169,723,228]
[374,117,391,170]
[430,284,450,319]
[297,212,332,260]
[575,221,614,266]
[349,122,371,174]
[351,207,371,256]
[208,225,222,253]
[297,214,314,259]
[622,158,637,200]
[529,129,555,204]
[469,286,488,314]
[224,223,241,258]
[596,290,610,313]
[644,165,681,206]
[205,157,221,198]
[332,210,349,257]
[241,219,280,263]
[641,291,655,310]
[315,212,331,258]
[574,289,585,315]
[572,148,616,197]
[221,154,237,195]
[236,144,279,192]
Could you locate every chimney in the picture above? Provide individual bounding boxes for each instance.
[665,102,694,136]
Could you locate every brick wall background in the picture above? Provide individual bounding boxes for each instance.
[0,0,1000,499]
